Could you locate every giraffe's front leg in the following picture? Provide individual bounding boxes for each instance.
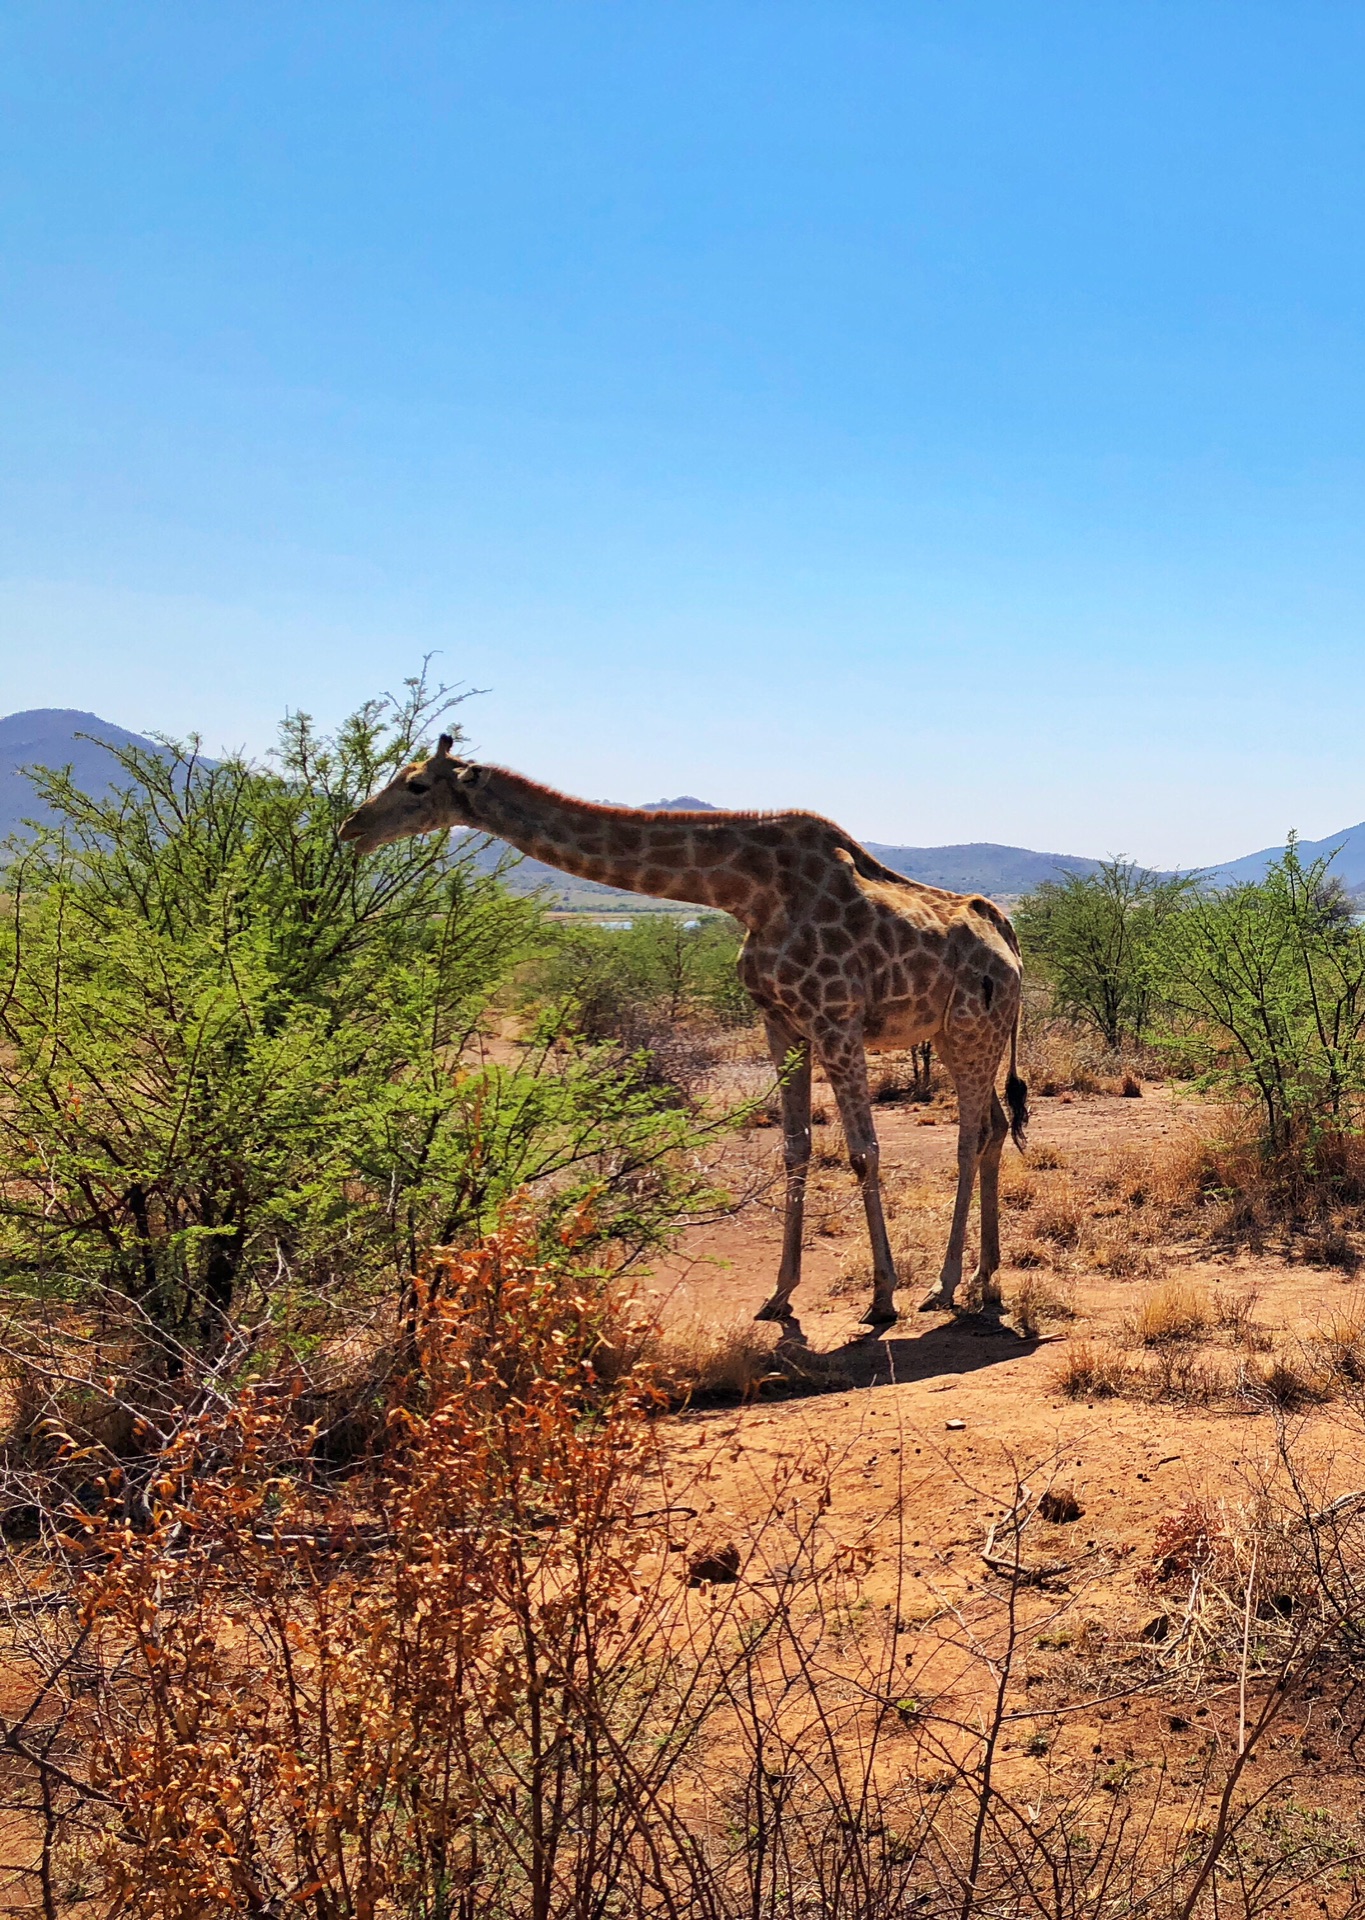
[817,1023,899,1327]
[755,1018,812,1322]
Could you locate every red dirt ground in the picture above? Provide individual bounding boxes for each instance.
[648,1076,1365,1836]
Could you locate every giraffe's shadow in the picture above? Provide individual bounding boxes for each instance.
[770,1311,1045,1393]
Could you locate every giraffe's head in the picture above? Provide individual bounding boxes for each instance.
[338,734,487,853]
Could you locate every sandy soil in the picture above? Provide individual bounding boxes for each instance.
[647,1076,1365,1817]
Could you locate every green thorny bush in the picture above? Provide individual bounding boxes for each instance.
[0,673,729,1348]
[1021,841,1365,1205]
[523,914,752,1035]
[1155,837,1365,1193]
[1015,857,1195,1052]
[518,914,754,1098]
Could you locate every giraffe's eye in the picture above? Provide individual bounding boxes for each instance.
[408,780,429,794]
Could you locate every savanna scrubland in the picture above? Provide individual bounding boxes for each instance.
[3,682,1365,1915]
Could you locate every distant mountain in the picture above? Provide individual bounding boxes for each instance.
[8,710,1362,907]
[864,841,1099,894]
[0,709,158,841]
[1201,824,1365,893]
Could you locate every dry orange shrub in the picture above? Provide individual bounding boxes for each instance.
[67,1218,940,1918]
[75,1211,690,1918]
[46,1209,1365,1919]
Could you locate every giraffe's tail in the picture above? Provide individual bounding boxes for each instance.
[1005,1006,1029,1151]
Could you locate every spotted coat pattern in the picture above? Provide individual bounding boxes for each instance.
[339,750,1028,1326]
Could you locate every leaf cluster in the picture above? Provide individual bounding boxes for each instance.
[523,914,751,1035]
[0,674,724,1345]
[1155,837,1365,1164]
[1016,858,1193,1050]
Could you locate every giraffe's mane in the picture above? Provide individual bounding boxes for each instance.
[479,766,961,898]
[482,766,842,831]
[404,761,997,915]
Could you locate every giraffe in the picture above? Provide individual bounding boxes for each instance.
[339,740,1028,1326]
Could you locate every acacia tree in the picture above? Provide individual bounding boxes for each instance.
[1154,838,1365,1160]
[0,674,719,1345]
[1016,858,1193,1050]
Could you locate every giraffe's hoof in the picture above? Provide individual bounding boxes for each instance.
[755,1299,794,1323]
[860,1303,898,1328]
[918,1290,952,1313]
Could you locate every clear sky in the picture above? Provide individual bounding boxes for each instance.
[3,3,1365,866]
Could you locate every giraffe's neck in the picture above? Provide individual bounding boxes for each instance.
[458,770,762,920]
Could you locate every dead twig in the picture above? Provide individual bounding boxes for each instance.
[981,1481,1075,1585]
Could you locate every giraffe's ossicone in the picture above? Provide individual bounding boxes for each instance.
[340,740,1028,1327]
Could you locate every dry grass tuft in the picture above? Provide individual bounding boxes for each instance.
[1142,1347,1231,1405]
[1055,1331,1264,1409]
[1126,1279,1214,1347]
[1299,1225,1362,1272]
[828,1249,918,1300]
[1032,1192,1083,1248]
[1020,1019,1102,1096]
[1006,1274,1075,1338]
[1142,1127,1269,1235]
[814,1126,848,1168]
[1243,1352,1330,1412]
[1147,1119,1365,1254]
[1083,1228,1155,1277]
[1019,1005,1162,1098]
[1012,1243,1051,1269]
[1311,1310,1365,1385]
[1119,1278,1268,1352]
[1054,1339,1134,1399]
[998,1163,1037,1210]
[1211,1285,1266,1345]
[645,1314,785,1400]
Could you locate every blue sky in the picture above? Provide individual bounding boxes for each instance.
[3,3,1365,865]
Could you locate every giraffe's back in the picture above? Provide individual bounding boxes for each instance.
[737,839,1021,1053]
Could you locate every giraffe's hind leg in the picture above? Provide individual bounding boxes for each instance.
[815,1020,899,1326]
[969,1091,1011,1313]
[920,1008,1016,1312]
[917,1078,991,1314]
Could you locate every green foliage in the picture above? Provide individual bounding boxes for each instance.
[1016,858,1193,1049]
[527,915,750,1031]
[0,678,725,1339]
[1154,838,1365,1158]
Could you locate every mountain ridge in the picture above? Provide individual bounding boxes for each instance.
[2,708,1359,904]
[1200,823,1365,891]
[0,708,160,839]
